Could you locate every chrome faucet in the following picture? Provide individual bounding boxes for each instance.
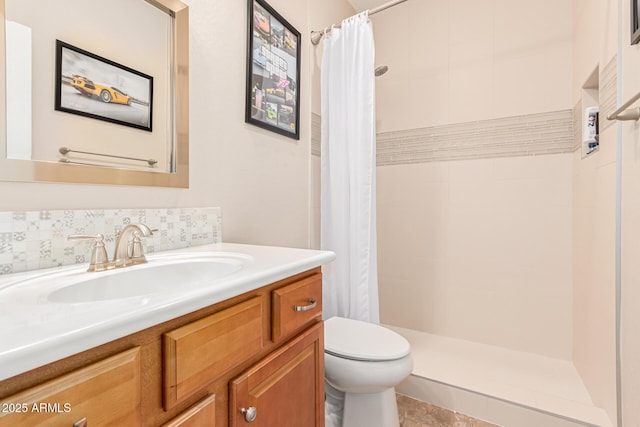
[68,223,154,272]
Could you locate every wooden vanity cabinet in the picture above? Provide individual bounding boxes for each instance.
[163,270,323,426]
[0,268,324,427]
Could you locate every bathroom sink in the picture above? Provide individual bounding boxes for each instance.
[47,254,249,303]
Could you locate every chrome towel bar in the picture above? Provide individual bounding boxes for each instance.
[59,146,158,166]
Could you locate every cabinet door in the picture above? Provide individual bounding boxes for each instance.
[229,322,324,427]
[162,394,215,427]
[0,347,141,427]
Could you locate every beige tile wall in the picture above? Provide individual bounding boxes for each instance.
[372,0,572,134]
[368,0,575,360]
[377,154,573,359]
[571,0,619,423]
[619,0,640,424]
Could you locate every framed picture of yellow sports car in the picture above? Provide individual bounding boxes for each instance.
[245,0,300,139]
[55,40,153,132]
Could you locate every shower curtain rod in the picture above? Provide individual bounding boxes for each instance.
[310,0,409,45]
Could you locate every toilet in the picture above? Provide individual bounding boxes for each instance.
[324,316,413,427]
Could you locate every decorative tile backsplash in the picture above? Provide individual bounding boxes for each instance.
[0,207,222,275]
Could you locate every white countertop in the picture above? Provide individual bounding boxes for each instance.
[0,243,335,381]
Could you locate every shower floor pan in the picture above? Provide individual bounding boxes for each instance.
[388,326,611,427]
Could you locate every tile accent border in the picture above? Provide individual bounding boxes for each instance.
[599,55,617,133]
[311,112,321,157]
[377,110,574,166]
[573,100,582,152]
[314,56,615,164]
[313,110,574,165]
[0,207,222,275]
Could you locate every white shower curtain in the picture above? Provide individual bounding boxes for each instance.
[320,12,379,324]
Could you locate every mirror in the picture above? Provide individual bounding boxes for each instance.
[0,0,189,187]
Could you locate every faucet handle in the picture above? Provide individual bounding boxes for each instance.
[129,231,147,262]
[67,233,111,272]
[125,227,155,265]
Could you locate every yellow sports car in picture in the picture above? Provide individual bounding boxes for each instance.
[71,75,131,105]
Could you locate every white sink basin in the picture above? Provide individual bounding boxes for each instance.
[47,254,250,303]
[0,243,336,382]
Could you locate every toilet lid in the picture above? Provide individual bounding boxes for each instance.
[324,317,411,361]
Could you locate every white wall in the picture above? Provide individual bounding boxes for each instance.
[374,0,575,359]
[0,0,319,249]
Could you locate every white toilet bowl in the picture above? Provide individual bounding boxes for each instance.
[324,317,413,427]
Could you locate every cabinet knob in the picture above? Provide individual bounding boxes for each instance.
[241,406,257,423]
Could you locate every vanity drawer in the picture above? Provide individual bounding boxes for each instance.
[163,296,264,409]
[0,347,141,427]
[272,273,322,341]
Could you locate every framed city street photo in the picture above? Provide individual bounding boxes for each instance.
[245,0,300,139]
[55,40,153,131]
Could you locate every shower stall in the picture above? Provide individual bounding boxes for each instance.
[311,0,640,426]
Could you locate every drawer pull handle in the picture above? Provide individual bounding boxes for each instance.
[241,406,257,422]
[294,298,317,312]
[73,418,88,427]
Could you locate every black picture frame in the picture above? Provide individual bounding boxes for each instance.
[632,0,640,45]
[55,40,153,132]
[245,0,301,140]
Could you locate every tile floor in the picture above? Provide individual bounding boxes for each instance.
[397,394,499,427]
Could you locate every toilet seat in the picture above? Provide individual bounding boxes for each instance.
[324,316,410,362]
